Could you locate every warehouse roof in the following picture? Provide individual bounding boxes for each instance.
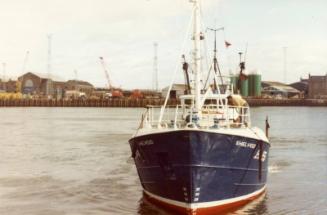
[162,84,187,91]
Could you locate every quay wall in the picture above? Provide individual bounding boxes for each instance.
[0,98,326,107]
[0,98,176,108]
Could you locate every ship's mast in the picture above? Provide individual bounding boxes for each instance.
[192,0,201,111]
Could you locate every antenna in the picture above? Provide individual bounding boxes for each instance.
[2,62,6,81]
[74,69,78,81]
[237,51,247,94]
[283,46,287,84]
[22,51,29,75]
[206,27,224,56]
[46,34,52,96]
[238,52,244,70]
[244,43,248,63]
[239,51,246,71]
[47,34,52,77]
[192,0,201,111]
[207,27,225,88]
[153,42,159,91]
[2,62,6,91]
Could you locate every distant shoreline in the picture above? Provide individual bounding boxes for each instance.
[0,98,326,107]
[245,98,327,107]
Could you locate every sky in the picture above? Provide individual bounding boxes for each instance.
[0,0,326,89]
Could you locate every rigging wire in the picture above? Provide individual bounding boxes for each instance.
[244,42,249,63]
[199,4,211,87]
[203,61,213,89]
[200,1,218,89]
[158,6,195,125]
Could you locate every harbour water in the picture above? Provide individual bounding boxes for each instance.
[0,107,326,215]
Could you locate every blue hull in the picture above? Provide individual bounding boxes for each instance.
[129,130,270,206]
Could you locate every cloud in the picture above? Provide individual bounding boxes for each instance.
[0,0,326,88]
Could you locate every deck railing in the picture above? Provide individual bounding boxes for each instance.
[140,104,251,130]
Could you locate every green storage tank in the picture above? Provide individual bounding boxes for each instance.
[230,75,239,94]
[248,74,255,96]
[253,74,262,97]
[240,79,249,97]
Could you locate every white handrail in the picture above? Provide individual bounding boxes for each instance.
[174,105,179,129]
[143,103,251,130]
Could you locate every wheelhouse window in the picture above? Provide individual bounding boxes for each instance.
[184,99,193,105]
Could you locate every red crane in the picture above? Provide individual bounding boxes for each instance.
[99,57,123,98]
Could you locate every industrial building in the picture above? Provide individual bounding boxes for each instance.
[18,72,54,95]
[162,84,187,99]
[17,72,94,98]
[0,79,19,93]
[308,74,327,99]
[66,80,94,96]
[289,78,308,98]
[262,81,300,98]
[0,79,6,92]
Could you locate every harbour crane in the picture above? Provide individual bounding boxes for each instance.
[99,57,123,98]
[22,51,29,74]
[17,51,30,93]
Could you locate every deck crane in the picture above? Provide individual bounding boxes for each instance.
[99,57,123,98]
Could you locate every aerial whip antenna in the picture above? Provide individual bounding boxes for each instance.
[46,34,53,97]
[22,51,29,74]
[244,42,248,63]
[153,42,159,92]
[283,46,287,83]
[206,27,225,90]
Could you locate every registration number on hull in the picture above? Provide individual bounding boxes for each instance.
[138,139,154,146]
[235,140,256,149]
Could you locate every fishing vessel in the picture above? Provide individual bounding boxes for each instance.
[129,1,270,214]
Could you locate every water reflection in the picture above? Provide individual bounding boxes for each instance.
[138,195,171,215]
[230,192,268,215]
[137,192,268,215]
